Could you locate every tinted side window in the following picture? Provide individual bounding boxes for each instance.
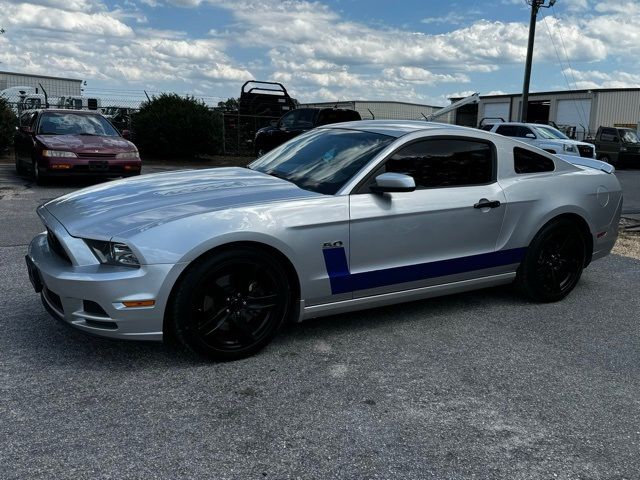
[518,126,535,138]
[496,125,519,137]
[280,110,299,128]
[295,109,316,127]
[386,139,494,188]
[600,128,619,142]
[514,147,555,174]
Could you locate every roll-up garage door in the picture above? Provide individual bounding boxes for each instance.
[482,102,510,122]
[556,99,591,137]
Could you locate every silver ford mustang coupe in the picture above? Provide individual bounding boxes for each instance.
[26,121,622,360]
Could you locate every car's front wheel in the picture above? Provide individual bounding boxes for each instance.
[517,218,586,302]
[169,247,292,361]
[32,159,48,186]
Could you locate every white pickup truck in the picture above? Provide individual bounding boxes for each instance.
[488,122,596,158]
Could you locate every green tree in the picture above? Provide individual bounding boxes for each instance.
[132,93,222,159]
[216,97,239,111]
[0,97,17,153]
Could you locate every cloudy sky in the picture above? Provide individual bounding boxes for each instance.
[1,0,639,105]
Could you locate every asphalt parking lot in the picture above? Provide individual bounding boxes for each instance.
[1,163,640,479]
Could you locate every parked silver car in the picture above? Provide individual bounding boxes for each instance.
[26,121,622,360]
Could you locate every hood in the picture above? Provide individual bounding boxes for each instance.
[42,167,319,239]
[36,134,136,153]
[550,138,593,147]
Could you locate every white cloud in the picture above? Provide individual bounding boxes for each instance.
[1,0,640,104]
[563,68,640,89]
[383,67,470,85]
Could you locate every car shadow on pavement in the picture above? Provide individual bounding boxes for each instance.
[12,284,526,371]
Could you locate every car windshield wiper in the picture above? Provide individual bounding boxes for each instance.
[78,133,98,136]
[39,131,60,135]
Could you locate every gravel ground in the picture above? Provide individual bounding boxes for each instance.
[1,163,640,479]
[613,233,640,259]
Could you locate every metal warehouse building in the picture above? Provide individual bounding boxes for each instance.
[300,100,454,123]
[0,70,82,98]
[451,88,640,140]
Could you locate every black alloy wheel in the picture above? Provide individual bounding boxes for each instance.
[517,218,586,302]
[170,248,292,360]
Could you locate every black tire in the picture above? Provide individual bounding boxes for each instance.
[169,247,293,361]
[517,218,586,303]
[600,155,620,169]
[15,153,26,176]
[32,160,48,186]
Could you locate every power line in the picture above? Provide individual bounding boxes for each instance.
[550,4,591,128]
[540,9,590,132]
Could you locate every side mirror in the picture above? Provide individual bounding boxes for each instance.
[121,129,131,139]
[19,125,33,134]
[269,119,278,128]
[370,172,416,193]
[524,133,536,139]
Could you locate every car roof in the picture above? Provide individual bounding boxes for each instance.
[31,109,103,115]
[319,120,470,138]
[494,122,555,128]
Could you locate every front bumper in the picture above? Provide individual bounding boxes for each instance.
[39,157,141,176]
[27,232,187,341]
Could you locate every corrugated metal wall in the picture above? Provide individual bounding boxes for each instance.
[0,72,82,97]
[593,90,640,129]
[300,100,452,123]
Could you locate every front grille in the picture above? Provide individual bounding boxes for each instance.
[47,229,71,263]
[77,152,116,158]
[578,145,594,158]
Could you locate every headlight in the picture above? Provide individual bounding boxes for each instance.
[116,151,140,159]
[620,147,627,152]
[85,239,140,267]
[563,144,576,152]
[42,150,77,158]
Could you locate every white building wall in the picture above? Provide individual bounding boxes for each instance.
[0,72,82,97]
[593,90,640,129]
[300,100,451,123]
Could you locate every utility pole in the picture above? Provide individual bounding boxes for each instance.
[520,0,556,122]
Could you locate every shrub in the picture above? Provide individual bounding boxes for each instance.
[132,93,222,159]
[0,97,17,153]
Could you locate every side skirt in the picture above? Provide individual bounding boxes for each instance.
[298,271,516,321]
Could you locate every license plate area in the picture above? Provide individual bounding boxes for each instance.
[89,161,109,171]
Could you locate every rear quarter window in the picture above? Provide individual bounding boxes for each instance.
[513,147,555,174]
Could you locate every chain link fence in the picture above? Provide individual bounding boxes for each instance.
[4,95,457,157]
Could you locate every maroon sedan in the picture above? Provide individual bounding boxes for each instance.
[14,109,141,184]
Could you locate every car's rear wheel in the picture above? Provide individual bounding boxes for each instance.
[517,218,586,302]
[169,248,292,361]
[15,153,26,175]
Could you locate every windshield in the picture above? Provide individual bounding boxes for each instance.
[621,129,640,144]
[249,128,394,194]
[534,125,569,140]
[38,112,119,136]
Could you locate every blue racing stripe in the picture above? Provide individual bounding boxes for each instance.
[323,247,527,295]
[322,247,351,294]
